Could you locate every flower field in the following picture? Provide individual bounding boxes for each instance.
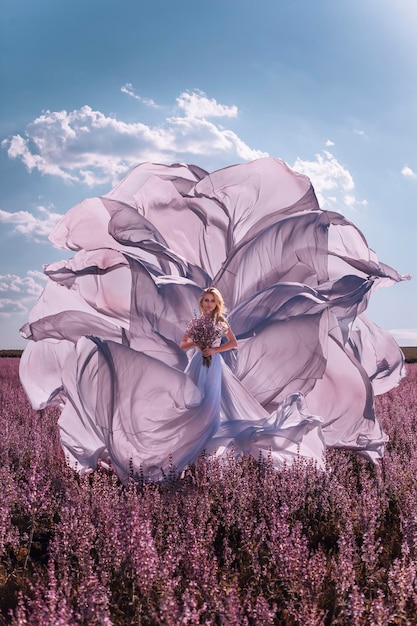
[0,358,416,625]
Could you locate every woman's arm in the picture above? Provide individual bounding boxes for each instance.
[179,334,198,351]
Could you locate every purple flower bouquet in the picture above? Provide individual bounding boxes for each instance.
[186,315,223,367]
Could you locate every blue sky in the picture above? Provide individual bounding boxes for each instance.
[1,0,416,348]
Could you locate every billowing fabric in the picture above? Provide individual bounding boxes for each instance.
[19,158,410,480]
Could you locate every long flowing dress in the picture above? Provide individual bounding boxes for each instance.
[18,157,410,481]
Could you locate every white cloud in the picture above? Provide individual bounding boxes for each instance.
[166,114,266,161]
[2,105,174,185]
[0,270,46,317]
[325,139,335,147]
[0,299,28,317]
[354,129,367,138]
[292,150,366,211]
[4,134,78,182]
[344,194,356,207]
[0,270,46,296]
[120,83,158,107]
[176,89,238,119]
[2,90,266,186]
[0,205,63,242]
[401,165,417,179]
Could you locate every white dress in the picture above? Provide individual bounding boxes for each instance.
[57,335,226,482]
[52,322,325,482]
[18,158,408,481]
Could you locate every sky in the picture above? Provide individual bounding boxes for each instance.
[0,0,416,349]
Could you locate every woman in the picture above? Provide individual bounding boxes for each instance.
[176,288,238,456]
[180,287,238,361]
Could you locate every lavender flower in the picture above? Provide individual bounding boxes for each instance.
[2,358,417,624]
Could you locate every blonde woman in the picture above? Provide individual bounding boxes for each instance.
[176,287,238,448]
[180,287,238,363]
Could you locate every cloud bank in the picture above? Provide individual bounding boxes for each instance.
[0,271,46,317]
[0,205,63,242]
[2,88,365,215]
[2,90,266,187]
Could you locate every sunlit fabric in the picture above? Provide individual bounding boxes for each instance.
[19,158,410,480]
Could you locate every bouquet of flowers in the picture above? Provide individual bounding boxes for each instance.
[186,314,224,367]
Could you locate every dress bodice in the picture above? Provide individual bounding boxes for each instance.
[213,320,229,347]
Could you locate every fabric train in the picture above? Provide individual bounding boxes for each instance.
[19,158,409,480]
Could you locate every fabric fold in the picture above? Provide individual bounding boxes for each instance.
[19,158,409,479]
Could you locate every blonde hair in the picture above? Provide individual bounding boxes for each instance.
[198,287,227,320]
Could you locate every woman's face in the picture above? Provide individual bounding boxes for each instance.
[201,293,217,315]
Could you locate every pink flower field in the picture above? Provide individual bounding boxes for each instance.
[0,358,416,625]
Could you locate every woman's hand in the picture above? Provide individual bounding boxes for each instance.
[202,347,217,357]
[179,335,197,350]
